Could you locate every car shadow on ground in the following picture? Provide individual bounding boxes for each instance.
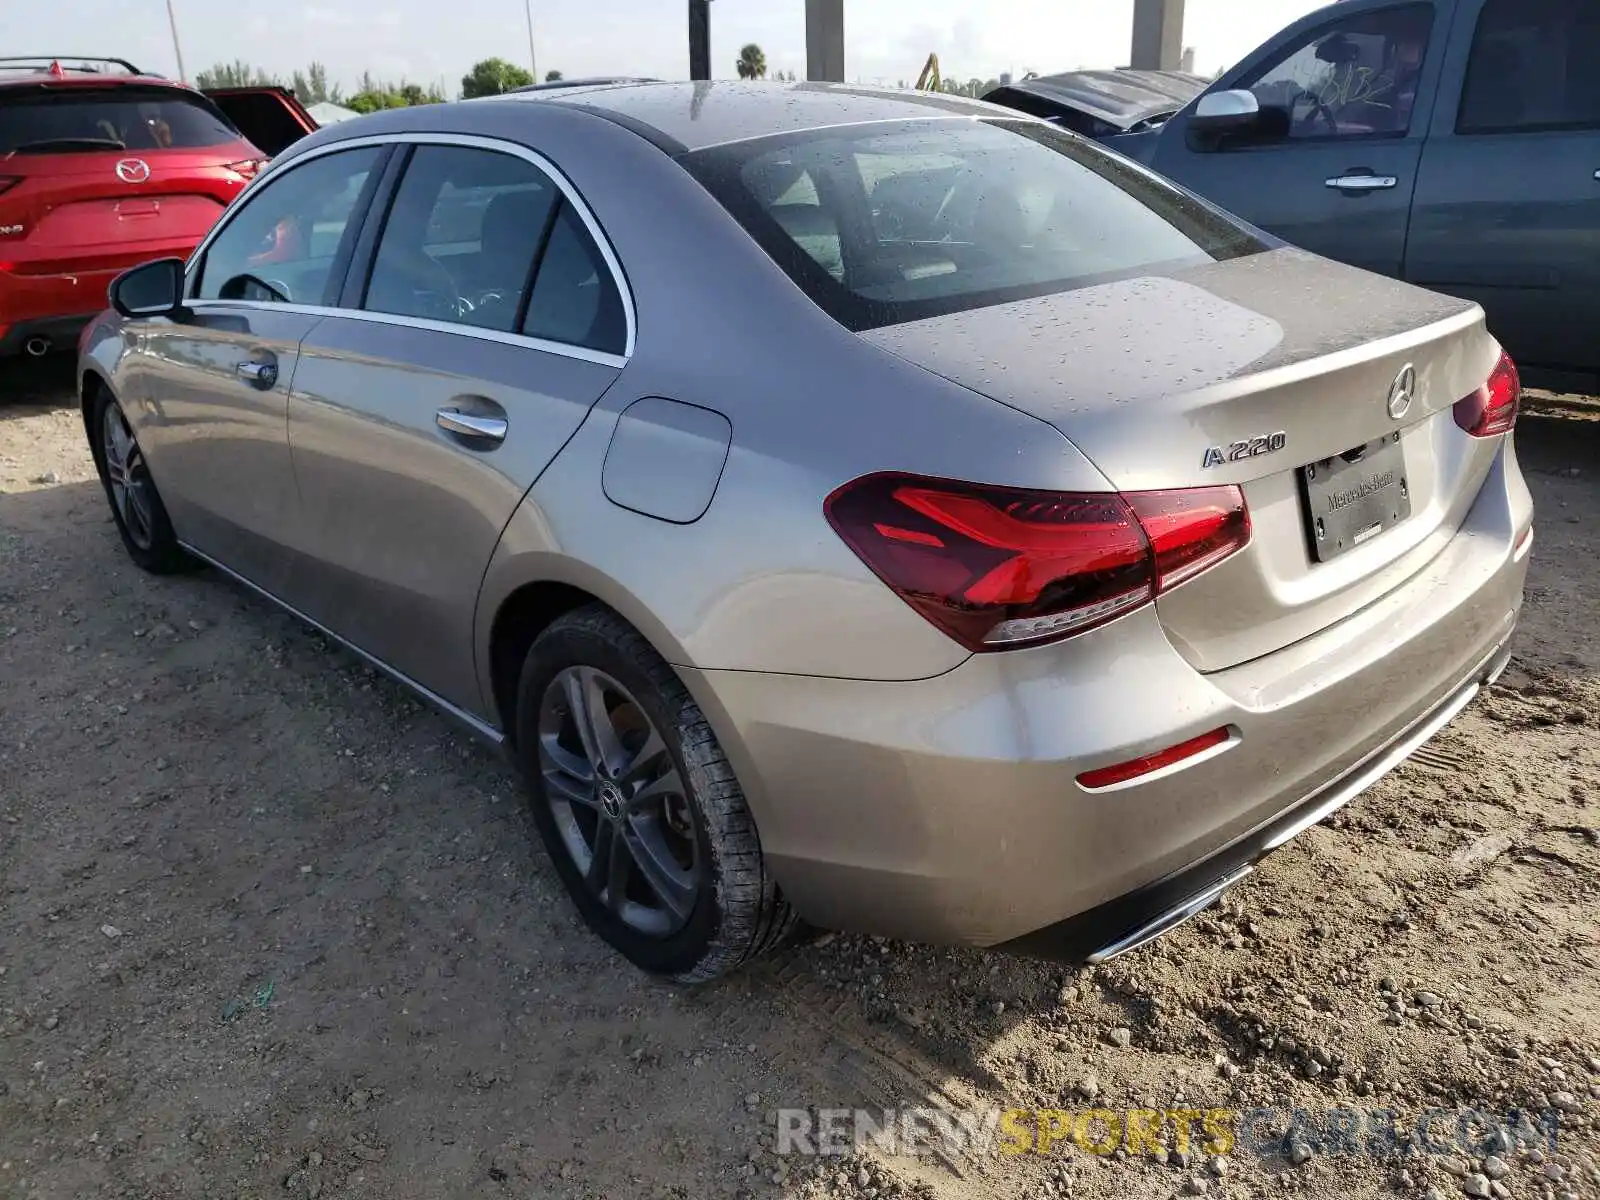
[0,353,77,419]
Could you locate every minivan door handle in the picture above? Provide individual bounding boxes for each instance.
[1326,173,1398,192]
[436,407,508,444]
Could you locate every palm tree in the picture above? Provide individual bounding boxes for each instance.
[735,43,767,80]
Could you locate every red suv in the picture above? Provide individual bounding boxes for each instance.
[0,57,316,359]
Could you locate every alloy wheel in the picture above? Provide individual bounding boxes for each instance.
[536,666,702,936]
[101,403,156,551]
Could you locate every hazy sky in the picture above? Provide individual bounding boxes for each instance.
[4,0,1330,95]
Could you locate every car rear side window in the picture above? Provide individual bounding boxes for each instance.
[1458,0,1600,133]
[194,147,382,305]
[0,86,239,155]
[520,202,628,356]
[681,118,1265,332]
[364,145,559,333]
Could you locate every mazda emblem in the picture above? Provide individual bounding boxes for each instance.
[115,158,151,184]
[1386,363,1416,420]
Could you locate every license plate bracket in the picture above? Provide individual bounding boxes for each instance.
[1299,434,1410,563]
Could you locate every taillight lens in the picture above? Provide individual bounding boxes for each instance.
[1453,351,1520,438]
[224,158,269,180]
[824,473,1250,651]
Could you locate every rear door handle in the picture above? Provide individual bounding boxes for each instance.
[235,358,277,388]
[1326,174,1398,192]
[436,408,507,443]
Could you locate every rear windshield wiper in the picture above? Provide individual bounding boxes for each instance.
[5,136,127,155]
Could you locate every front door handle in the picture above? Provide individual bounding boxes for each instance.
[1326,173,1398,192]
[436,408,507,443]
[235,358,277,388]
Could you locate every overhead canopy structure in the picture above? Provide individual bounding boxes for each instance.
[689,0,1187,84]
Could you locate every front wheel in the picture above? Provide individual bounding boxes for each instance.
[89,387,191,574]
[514,605,797,982]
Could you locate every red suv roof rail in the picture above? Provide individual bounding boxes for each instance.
[0,55,145,77]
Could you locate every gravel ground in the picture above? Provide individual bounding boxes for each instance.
[2,357,1598,1200]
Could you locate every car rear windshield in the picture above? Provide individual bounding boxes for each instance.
[680,118,1267,331]
[0,86,240,155]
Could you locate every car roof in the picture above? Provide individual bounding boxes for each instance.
[491,80,1004,154]
[986,69,1208,129]
[0,71,191,94]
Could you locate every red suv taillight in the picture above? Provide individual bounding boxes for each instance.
[1453,351,1520,438]
[824,473,1251,651]
[224,158,269,181]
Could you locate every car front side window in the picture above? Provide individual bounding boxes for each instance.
[194,146,383,306]
[1237,4,1434,141]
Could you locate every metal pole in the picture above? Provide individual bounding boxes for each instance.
[688,0,711,81]
[165,0,188,83]
[524,0,537,81]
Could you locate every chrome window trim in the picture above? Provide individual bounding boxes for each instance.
[184,299,628,369]
[182,130,638,361]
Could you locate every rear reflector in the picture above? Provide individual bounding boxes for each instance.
[824,473,1250,652]
[1454,351,1520,438]
[1076,726,1233,790]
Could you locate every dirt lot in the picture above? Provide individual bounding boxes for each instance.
[2,357,1597,1200]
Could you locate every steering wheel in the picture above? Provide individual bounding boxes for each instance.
[219,273,293,304]
[1296,89,1342,136]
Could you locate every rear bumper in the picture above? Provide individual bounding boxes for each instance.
[1001,634,1513,962]
[0,244,194,357]
[0,312,99,358]
[680,439,1533,951]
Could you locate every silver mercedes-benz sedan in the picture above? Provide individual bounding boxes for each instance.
[79,82,1532,982]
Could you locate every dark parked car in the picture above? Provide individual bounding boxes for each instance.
[1096,0,1600,391]
[983,69,1208,140]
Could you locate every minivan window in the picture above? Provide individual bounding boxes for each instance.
[0,86,239,155]
[1458,0,1600,133]
[364,144,558,333]
[1236,5,1434,140]
[194,147,382,305]
[680,118,1265,332]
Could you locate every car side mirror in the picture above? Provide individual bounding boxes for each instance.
[1189,89,1265,140]
[109,257,187,320]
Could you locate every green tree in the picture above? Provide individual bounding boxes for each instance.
[195,59,279,89]
[735,43,767,79]
[545,69,564,82]
[291,61,342,106]
[461,57,534,98]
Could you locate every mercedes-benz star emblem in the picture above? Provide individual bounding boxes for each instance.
[598,781,624,821]
[1387,363,1416,420]
[115,158,151,184]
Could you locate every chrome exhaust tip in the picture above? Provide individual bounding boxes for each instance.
[22,336,50,358]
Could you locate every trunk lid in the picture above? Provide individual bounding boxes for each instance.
[858,247,1505,671]
[202,87,319,158]
[0,149,239,273]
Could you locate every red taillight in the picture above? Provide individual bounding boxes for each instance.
[224,158,269,180]
[1076,726,1233,790]
[824,473,1251,651]
[1453,351,1520,438]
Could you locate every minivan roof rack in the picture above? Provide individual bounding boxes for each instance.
[0,56,145,76]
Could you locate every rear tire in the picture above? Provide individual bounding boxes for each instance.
[88,387,191,575]
[514,605,797,982]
